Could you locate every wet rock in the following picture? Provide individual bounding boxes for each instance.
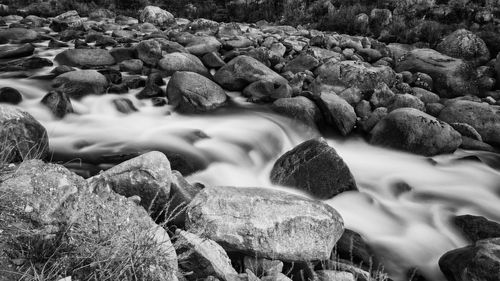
[112,98,138,114]
[40,91,73,118]
[123,75,146,89]
[119,59,143,74]
[270,138,357,199]
[214,55,288,91]
[87,151,172,216]
[439,238,500,281]
[314,60,396,93]
[159,52,209,77]
[54,48,116,67]
[98,68,122,84]
[136,84,164,100]
[282,53,320,74]
[0,87,22,104]
[136,39,163,66]
[436,29,490,66]
[53,70,108,99]
[186,186,344,261]
[454,215,500,243]
[0,160,178,281]
[334,229,381,273]
[139,5,175,27]
[0,105,49,163]
[0,43,34,59]
[439,100,500,146]
[0,28,38,43]
[48,38,69,48]
[242,80,292,103]
[0,56,52,71]
[396,48,479,98]
[167,71,227,113]
[370,108,462,156]
[271,96,322,127]
[175,230,239,281]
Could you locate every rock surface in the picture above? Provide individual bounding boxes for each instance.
[214,55,288,91]
[270,138,357,199]
[186,186,344,261]
[396,48,479,98]
[87,151,172,216]
[53,70,108,98]
[167,71,227,113]
[54,48,116,67]
[439,238,500,281]
[0,105,49,163]
[439,100,500,146]
[370,108,462,156]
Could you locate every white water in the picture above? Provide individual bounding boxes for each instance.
[4,45,500,281]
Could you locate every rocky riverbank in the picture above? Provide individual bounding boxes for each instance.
[0,4,500,281]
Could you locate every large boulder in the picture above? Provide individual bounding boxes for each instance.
[87,151,172,216]
[313,60,396,93]
[370,108,462,156]
[139,6,175,27]
[439,238,500,281]
[54,48,116,67]
[186,186,344,262]
[436,29,490,66]
[438,100,500,146]
[0,160,178,281]
[270,138,357,199]
[454,215,500,243]
[167,71,227,113]
[159,52,209,77]
[53,70,108,99]
[395,48,479,98]
[0,105,49,164]
[214,55,288,91]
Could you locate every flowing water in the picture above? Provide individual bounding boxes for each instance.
[4,41,500,281]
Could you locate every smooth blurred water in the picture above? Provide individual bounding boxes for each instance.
[3,45,500,281]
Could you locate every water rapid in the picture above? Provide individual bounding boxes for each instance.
[4,42,500,281]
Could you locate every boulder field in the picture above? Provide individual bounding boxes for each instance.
[0,4,500,281]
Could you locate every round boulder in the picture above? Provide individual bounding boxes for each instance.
[167,71,227,113]
[370,108,462,156]
[436,29,490,66]
[53,70,108,99]
[270,138,357,199]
